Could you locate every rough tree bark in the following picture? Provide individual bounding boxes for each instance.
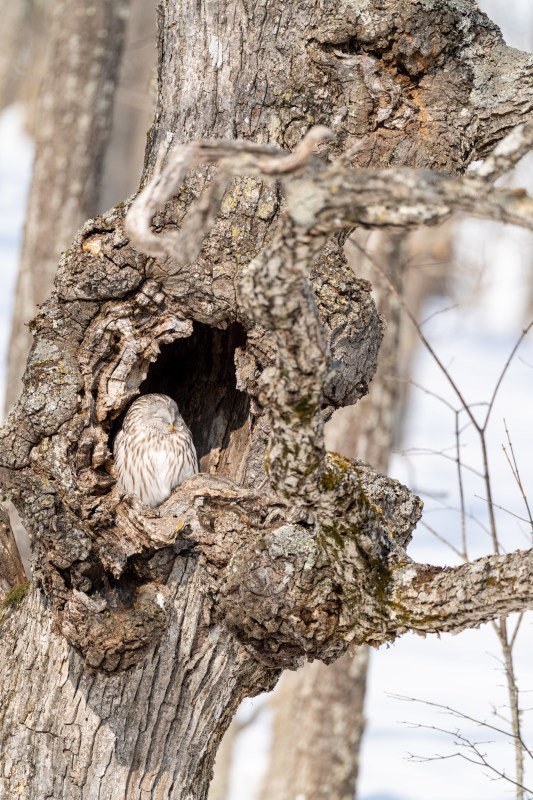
[4,0,130,416]
[0,3,532,800]
[1,0,132,602]
[259,232,407,800]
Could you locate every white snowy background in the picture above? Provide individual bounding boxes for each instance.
[0,2,531,798]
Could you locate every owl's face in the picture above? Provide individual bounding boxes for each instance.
[148,396,184,436]
[124,394,185,437]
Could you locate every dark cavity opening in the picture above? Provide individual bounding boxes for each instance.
[139,322,250,474]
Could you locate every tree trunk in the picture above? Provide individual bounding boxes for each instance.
[0,3,532,800]
[0,0,48,114]
[208,718,239,800]
[100,0,158,211]
[4,0,131,416]
[262,647,369,800]
[260,233,405,800]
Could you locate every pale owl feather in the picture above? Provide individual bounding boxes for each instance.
[114,393,198,507]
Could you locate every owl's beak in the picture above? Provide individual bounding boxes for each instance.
[168,423,176,432]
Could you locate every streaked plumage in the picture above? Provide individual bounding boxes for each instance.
[114,393,198,507]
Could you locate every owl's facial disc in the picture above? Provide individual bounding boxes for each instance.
[151,409,174,434]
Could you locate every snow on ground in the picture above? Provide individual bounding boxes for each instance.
[358,299,533,800]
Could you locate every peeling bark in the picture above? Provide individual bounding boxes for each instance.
[0,2,533,799]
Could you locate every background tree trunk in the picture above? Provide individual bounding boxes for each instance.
[208,718,239,800]
[0,0,50,116]
[100,0,158,211]
[262,647,369,800]
[4,0,131,416]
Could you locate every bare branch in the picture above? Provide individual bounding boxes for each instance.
[391,693,531,750]
[483,321,533,432]
[127,125,533,278]
[389,549,533,637]
[475,120,533,182]
[126,128,333,265]
[290,164,533,234]
[405,723,533,795]
[503,420,533,534]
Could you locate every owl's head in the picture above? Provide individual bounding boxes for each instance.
[124,393,185,436]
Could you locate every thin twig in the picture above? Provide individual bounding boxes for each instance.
[397,447,484,479]
[481,322,533,433]
[405,724,533,795]
[420,302,460,327]
[502,421,533,533]
[420,521,465,560]
[455,410,468,560]
[350,239,481,430]
[494,617,528,795]
[474,495,533,526]
[390,694,515,739]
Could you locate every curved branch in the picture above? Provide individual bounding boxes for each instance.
[127,123,533,279]
[126,128,333,266]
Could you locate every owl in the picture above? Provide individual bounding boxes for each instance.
[114,393,198,507]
